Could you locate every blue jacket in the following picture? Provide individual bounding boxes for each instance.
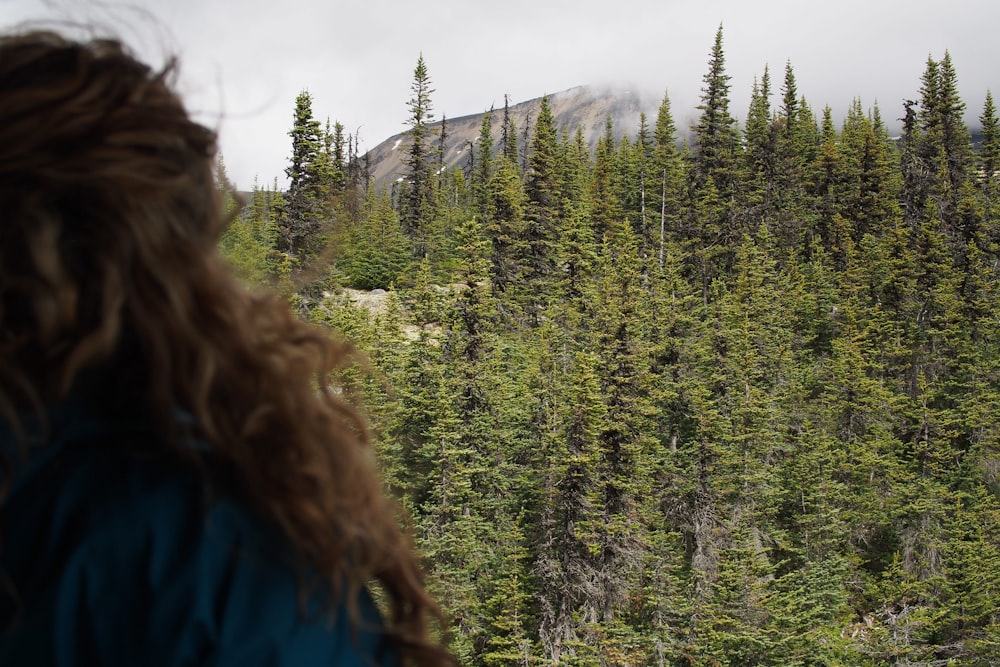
[0,404,396,666]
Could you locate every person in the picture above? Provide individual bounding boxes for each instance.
[0,29,455,666]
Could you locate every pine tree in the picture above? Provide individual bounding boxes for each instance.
[809,106,848,259]
[214,153,239,216]
[562,126,592,206]
[552,199,598,332]
[715,226,794,519]
[482,515,536,666]
[899,97,928,227]
[940,488,1000,650]
[437,113,448,177]
[525,318,585,664]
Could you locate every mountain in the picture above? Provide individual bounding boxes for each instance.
[364,84,660,192]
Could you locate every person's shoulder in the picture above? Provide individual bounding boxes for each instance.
[95,451,396,666]
[1,416,397,667]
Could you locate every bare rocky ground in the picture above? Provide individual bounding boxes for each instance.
[340,287,391,314]
[333,286,467,342]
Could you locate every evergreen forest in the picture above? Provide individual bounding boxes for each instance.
[217,27,1000,666]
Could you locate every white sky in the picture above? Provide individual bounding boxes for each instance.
[5,0,999,189]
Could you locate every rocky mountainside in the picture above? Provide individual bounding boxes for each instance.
[365,84,660,192]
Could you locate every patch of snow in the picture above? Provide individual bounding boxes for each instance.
[396,177,404,182]
[391,139,402,151]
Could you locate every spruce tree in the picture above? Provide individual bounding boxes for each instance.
[767,61,818,256]
[472,109,495,223]
[590,222,657,631]
[692,24,741,200]
[918,52,975,260]
[281,90,326,259]
[690,25,742,289]
[589,115,621,244]
[937,52,972,199]
[979,91,999,226]
[652,90,687,269]
[839,100,901,242]
[780,60,799,143]
[743,67,775,220]
[484,153,527,303]
[330,120,347,188]
[500,93,519,164]
[401,54,436,253]
[522,95,561,322]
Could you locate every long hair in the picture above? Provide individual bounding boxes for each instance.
[0,30,454,666]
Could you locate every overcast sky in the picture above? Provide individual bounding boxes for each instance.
[6,0,999,189]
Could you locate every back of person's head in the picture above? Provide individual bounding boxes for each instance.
[0,30,222,409]
[0,29,454,665]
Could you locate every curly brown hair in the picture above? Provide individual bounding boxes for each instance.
[0,29,454,666]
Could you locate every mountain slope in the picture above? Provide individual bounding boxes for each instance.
[365,85,659,192]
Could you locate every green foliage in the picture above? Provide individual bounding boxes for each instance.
[220,41,1000,667]
[219,179,294,289]
[339,190,412,290]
